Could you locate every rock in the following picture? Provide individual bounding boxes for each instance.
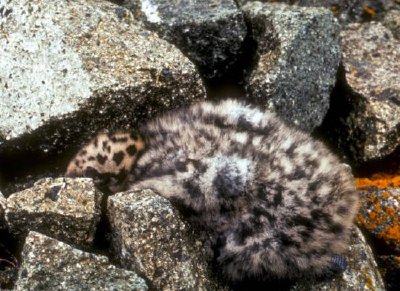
[355,174,400,252]
[5,178,102,247]
[292,227,386,291]
[0,0,205,161]
[237,0,393,24]
[383,9,400,39]
[122,0,247,79]
[337,23,400,163]
[241,2,341,131]
[15,231,148,291]
[108,188,225,290]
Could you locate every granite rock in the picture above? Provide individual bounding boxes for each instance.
[108,188,226,290]
[15,231,148,291]
[5,177,102,247]
[122,0,247,79]
[338,22,400,162]
[0,0,205,161]
[241,1,341,131]
[383,9,400,39]
[355,174,400,252]
[292,227,386,291]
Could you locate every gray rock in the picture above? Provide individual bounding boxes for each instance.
[15,231,148,291]
[122,0,247,79]
[0,0,205,158]
[5,178,102,247]
[338,22,400,162]
[241,1,341,131]
[108,188,226,290]
[292,227,386,291]
[383,9,400,39]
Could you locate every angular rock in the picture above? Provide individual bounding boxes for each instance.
[356,174,400,252]
[237,0,392,24]
[5,178,102,247]
[122,0,247,79]
[292,227,385,291]
[338,23,400,162]
[242,2,341,131]
[108,189,225,290]
[15,231,147,291]
[383,9,400,39]
[0,0,205,160]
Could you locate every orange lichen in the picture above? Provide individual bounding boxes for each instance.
[363,5,376,16]
[356,189,400,249]
[355,173,400,189]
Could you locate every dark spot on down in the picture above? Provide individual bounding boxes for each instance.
[273,192,283,207]
[126,145,137,156]
[113,151,125,166]
[111,136,128,143]
[79,150,87,156]
[96,154,107,165]
[102,140,108,150]
[182,180,202,198]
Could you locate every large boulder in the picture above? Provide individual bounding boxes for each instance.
[241,2,341,131]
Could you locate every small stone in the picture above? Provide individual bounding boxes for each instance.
[241,2,341,131]
[5,178,102,247]
[15,231,148,291]
[108,188,226,290]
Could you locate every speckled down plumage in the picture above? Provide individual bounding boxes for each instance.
[66,99,358,280]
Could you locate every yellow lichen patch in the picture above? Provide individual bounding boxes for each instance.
[356,189,400,250]
[355,173,400,189]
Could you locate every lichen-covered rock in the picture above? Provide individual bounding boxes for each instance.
[356,174,400,252]
[15,231,148,291]
[122,0,247,79]
[0,0,205,160]
[5,178,102,247]
[292,227,386,291]
[241,1,341,131]
[108,189,226,290]
[383,9,400,39]
[336,23,400,163]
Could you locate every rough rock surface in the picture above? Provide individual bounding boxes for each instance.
[108,188,225,290]
[356,174,400,252]
[15,231,148,291]
[237,0,394,24]
[122,0,247,79]
[241,1,341,131]
[383,9,400,39]
[338,22,400,162]
[0,0,205,160]
[292,227,386,291]
[5,178,102,247]
[379,255,400,291]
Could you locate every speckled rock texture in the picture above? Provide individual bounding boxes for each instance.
[379,255,400,291]
[121,0,247,79]
[355,174,400,252]
[292,227,386,291]
[339,23,400,162]
[5,178,102,247]
[383,9,400,39]
[241,1,341,131]
[0,0,205,161]
[15,231,148,291]
[108,189,226,290]
[237,0,396,24]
